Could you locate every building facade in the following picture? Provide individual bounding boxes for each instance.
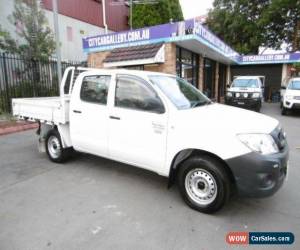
[0,0,129,61]
[83,18,300,102]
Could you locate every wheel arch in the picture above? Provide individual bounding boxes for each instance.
[168,148,236,188]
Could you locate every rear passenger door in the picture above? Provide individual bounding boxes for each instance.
[70,74,111,157]
[108,75,168,174]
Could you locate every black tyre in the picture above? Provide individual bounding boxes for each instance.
[45,129,71,163]
[255,102,262,112]
[177,156,231,213]
[281,107,288,116]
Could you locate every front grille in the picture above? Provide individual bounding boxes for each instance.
[293,103,300,109]
[294,96,300,100]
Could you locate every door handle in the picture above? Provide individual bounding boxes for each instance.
[109,115,120,120]
[73,110,82,114]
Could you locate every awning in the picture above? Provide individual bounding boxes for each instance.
[103,43,165,67]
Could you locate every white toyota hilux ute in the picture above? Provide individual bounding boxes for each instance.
[12,67,289,213]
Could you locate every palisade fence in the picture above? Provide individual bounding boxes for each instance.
[0,53,87,113]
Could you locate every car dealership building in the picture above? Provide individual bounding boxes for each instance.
[83,18,300,102]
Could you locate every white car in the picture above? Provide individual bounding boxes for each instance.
[281,77,300,115]
[12,67,289,213]
[225,76,265,112]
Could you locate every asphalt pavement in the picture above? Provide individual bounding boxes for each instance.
[0,103,299,250]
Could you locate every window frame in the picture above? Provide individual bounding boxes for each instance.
[176,46,199,87]
[80,74,111,105]
[114,74,165,114]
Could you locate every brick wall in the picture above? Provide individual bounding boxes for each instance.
[88,51,111,68]
[144,43,176,74]
[198,56,204,91]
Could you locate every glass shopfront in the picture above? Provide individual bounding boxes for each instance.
[176,47,199,86]
[203,58,216,98]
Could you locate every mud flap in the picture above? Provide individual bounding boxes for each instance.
[38,137,46,153]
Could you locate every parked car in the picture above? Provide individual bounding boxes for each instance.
[281,77,300,115]
[225,76,265,112]
[12,68,288,213]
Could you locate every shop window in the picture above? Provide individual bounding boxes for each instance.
[176,47,199,86]
[203,58,216,98]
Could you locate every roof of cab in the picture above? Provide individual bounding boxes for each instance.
[233,75,264,79]
[82,68,174,78]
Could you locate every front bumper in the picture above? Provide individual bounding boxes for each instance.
[283,99,300,109]
[225,98,261,110]
[226,144,289,198]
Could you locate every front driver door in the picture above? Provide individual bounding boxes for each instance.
[108,75,168,174]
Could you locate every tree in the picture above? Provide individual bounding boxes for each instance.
[0,0,55,61]
[132,0,184,29]
[259,0,300,52]
[207,0,269,54]
[0,0,56,97]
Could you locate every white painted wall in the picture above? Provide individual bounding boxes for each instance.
[44,10,107,61]
[0,0,108,61]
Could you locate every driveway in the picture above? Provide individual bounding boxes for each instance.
[0,103,299,250]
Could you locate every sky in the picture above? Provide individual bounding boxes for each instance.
[179,0,214,19]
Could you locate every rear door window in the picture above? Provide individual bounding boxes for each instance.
[80,75,111,105]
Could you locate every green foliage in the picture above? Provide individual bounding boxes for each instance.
[207,0,269,54]
[207,0,300,54]
[259,0,300,52]
[0,0,55,61]
[132,0,183,29]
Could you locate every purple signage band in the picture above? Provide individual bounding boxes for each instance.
[238,53,300,65]
[82,18,300,65]
[82,18,239,60]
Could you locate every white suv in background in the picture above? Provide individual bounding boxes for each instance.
[281,77,300,115]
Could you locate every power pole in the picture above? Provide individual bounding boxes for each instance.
[102,0,108,33]
[130,0,133,30]
[52,0,62,87]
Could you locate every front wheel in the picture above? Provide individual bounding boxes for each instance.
[281,107,288,116]
[177,156,231,213]
[46,129,72,163]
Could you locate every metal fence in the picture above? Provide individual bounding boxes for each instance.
[0,53,86,113]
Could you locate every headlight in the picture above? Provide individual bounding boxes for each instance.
[237,133,279,155]
[252,92,260,98]
[226,92,233,97]
[285,95,293,100]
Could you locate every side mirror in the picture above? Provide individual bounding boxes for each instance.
[281,86,286,90]
[226,84,230,88]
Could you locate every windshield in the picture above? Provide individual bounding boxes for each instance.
[149,75,211,110]
[288,80,300,90]
[232,78,259,88]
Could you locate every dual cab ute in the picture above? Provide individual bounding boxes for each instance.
[12,67,289,213]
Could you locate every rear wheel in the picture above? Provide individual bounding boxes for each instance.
[177,156,231,213]
[46,129,71,163]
